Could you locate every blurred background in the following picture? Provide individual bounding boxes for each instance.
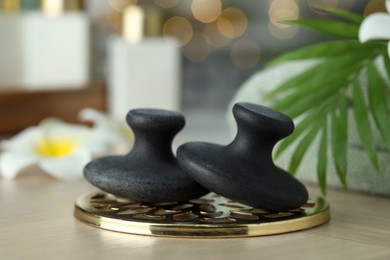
[0,0,376,138]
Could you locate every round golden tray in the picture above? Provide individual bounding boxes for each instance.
[74,191,330,238]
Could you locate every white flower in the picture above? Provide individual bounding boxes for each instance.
[0,119,94,180]
[79,108,134,153]
[359,0,390,58]
[0,109,132,181]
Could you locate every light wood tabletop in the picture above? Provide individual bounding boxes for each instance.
[1,171,390,260]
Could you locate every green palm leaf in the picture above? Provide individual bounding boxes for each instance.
[353,79,380,171]
[274,97,335,158]
[286,19,359,38]
[264,7,388,192]
[384,54,390,80]
[265,52,374,100]
[289,124,321,174]
[264,62,326,100]
[331,96,348,189]
[367,62,390,152]
[317,117,328,195]
[312,6,364,24]
[268,41,376,67]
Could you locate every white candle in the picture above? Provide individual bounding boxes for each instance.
[0,15,24,87]
[23,12,89,89]
[108,37,180,120]
[0,11,89,90]
[123,5,144,44]
[41,0,64,17]
[107,4,180,120]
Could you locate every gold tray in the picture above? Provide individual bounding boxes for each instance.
[74,191,330,238]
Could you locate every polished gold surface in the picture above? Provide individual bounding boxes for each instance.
[74,191,330,238]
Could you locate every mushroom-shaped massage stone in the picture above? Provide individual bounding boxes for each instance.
[177,102,308,211]
[84,109,209,202]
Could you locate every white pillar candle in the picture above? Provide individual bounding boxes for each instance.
[0,11,89,90]
[23,12,89,89]
[108,36,180,120]
[0,14,24,87]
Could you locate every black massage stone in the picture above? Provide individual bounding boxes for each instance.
[84,109,209,202]
[177,102,309,211]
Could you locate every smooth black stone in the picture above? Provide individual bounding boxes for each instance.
[177,102,309,211]
[84,109,209,202]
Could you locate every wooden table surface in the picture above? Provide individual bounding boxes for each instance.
[1,172,390,260]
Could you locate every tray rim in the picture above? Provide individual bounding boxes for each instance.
[74,191,330,238]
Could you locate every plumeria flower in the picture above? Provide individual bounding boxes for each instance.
[79,108,134,153]
[359,0,390,58]
[0,119,94,180]
[0,109,132,181]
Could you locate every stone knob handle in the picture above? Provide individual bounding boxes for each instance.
[177,102,308,211]
[84,108,208,202]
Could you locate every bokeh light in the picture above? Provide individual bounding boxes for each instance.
[108,0,138,12]
[364,0,387,16]
[3,0,20,12]
[230,39,260,70]
[163,16,193,46]
[269,0,299,28]
[268,21,299,40]
[216,17,234,39]
[182,32,211,62]
[217,8,248,39]
[105,10,121,32]
[191,0,222,23]
[268,0,299,40]
[269,9,299,29]
[123,5,144,43]
[41,0,64,17]
[203,22,231,47]
[153,0,180,9]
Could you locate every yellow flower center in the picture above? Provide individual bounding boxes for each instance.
[117,123,134,140]
[36,137,78,157]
